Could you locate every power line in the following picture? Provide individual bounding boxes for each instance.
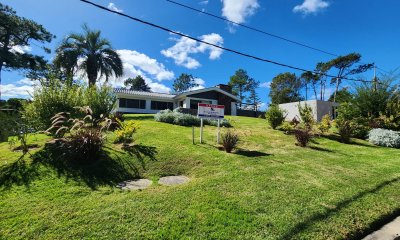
[79,0,375,84]
[166,0,391,75]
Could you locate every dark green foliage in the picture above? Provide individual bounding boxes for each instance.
[269,72,303,104]
[265,104,286,129]
[328,87,353,103]
[228,69,251,106]
[124,75,151,92]
[353,79,398,118]
[336,119,352,143]
[246,78,261,111]
[0,98,28,110]
[221,130,239,153]
[326,53,373,102]
[0,3,54,99]
[54,24,123,86]
[173,74,198,93]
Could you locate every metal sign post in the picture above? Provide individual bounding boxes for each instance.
[197,103,225,144]
[217,119,220,144]
[200,118,203,144]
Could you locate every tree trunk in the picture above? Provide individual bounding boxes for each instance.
[86,59,97,87]
[0,63,3,101]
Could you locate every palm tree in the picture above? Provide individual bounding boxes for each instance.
[54,24,123,86]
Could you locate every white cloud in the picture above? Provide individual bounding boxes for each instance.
[10,45,31,54]
[116,50,174,81]
[1,78,38,98]
[260,81,271,88]
[199,0,209,5]
[161,33,224,69]
[293,0,329,15]
[75,49,174,93]
[221,0,259,24]
[107,2,123,13]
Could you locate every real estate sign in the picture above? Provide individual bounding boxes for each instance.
[198,103,224,119]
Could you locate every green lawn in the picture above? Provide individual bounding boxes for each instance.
[1,115,400,239]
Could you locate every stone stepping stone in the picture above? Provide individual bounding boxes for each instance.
[116,179,152,190]
[158,176,190,186]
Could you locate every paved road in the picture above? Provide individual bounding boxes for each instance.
[363,217,400,240]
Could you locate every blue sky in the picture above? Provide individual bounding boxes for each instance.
[2,0,400,109]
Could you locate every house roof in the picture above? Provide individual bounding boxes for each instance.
[114,88,175,99]
[114,87,240,102]
[173,87,240,101]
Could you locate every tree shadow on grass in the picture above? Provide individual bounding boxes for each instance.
[123,115,154,121]
[308,146,335,153]
[0,142,158,190]
[320,134,376,148]
[0,158,40,190]
[235,149,273,158]
[280,176,400,240]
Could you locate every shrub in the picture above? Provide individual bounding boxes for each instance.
[173,113,201,126]
[265,104,286,129]
[368,128,400,148]
[221,130,239,153]
[318,114,331,134]
[46,106,112,163]
[114,120,139,144]
[24,80,116,131]
[7,116,33,156]
[204,118,232,128]
[83,85,116,120]
[293,128,312,147]
[349,119,371,139]
[336,119,352,143]
[277,121,294,133]
[298,103,314,129]
[154,109,231,127]
[24,80,84,130]
[154,109,175,124]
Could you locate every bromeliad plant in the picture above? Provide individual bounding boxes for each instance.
[46,106,112,163]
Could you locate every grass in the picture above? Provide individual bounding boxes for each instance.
[1,115,400,239]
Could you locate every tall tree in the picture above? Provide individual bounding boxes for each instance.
[173,73,198,93]
[246,78,261,112]
[269,72,303,104]
[228,69,251,107]
[0,3,53,99]
[124,75,151,92]
[328,87,353,103]
[54,24,123,86]
[326,53,373,102]
[300,71,318,100]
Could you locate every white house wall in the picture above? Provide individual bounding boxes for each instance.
[278,100,339,122]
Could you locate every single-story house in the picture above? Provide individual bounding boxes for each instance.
[279,100,340,122]
[114,84,240,116]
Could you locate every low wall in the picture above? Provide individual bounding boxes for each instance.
[237,109,265,118]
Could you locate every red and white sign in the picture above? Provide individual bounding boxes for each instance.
[198,103,224,119]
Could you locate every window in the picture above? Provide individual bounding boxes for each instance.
[119,98,146,109]
[190,99,212,109]
[151,101,174,110]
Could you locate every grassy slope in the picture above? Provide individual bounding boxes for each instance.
[1,115,400,239]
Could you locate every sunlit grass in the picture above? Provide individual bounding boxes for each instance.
[1,115,399,239]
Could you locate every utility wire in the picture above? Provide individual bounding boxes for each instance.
[80,0,375,84]
[166,0,391,75]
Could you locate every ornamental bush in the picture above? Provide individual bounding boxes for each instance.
[114,120,140,144]
[368,128,400,148]
[221,130,239,153]
[154,109,231,127]
[265,104,286,129]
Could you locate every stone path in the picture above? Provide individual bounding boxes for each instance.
[363,217,400,240]
[158,176,190,186]
[116,179,152,190]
